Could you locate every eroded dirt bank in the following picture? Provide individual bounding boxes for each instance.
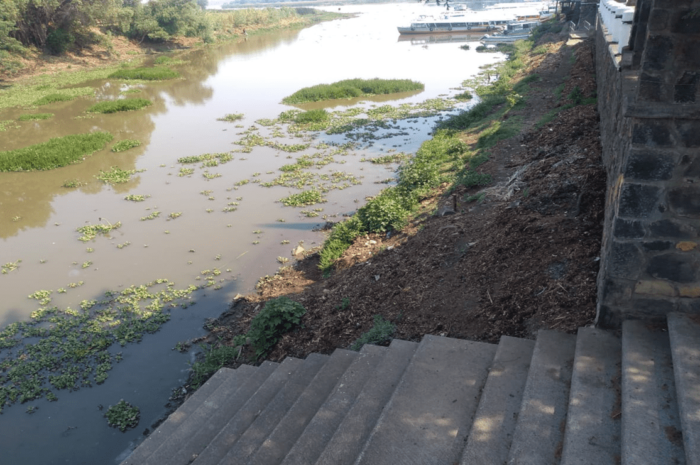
[190,32,605,367]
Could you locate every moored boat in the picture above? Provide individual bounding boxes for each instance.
[397,5,546,35]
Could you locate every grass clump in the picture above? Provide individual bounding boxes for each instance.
[112,140,141,152]
[18,113,53,121]
[349,315,395,351]
[280,189,326,207]
[32,93,76,106]
[294,109,329,124]
[105,400,140,432]
[282,78,424,104]
[217,113,244,122]
[454,91,473,100]
[248,297,306,357]
[87,99,152,114]
[189,344,240,389]
[108,67,180,81]
[0,132,113,172]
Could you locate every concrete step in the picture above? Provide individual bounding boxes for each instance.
[560,327,622,465]
[621,320,685,465]
[196,354,329,464]
[247,349,359,465]
[668,312,700,465]
[355,334,498,465]
[280,344,388,465]
[120,366,248,465]
[315,339,419,465]
[143,360,279,465]
[507,330,577,465]
[459,336,536,465]
[178,357,303,465]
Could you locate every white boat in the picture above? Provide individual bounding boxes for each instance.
[397,6,545,35]
[480,19,540,42]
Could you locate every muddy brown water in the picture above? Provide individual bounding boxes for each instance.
[0,4,505,463]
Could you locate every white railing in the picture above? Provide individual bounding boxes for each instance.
[599,0,635,47]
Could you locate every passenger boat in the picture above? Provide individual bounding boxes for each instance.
[397,5,546,35]
[480,19,540,42]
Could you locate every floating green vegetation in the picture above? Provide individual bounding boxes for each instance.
[2,260,21,275]
[203,171,221,179]
[217,113,244,122]
[280,189,326,207]
[362,153,409,164]
[18,113,53,121]
[0,132,113,172]
[153,56,186,66]
[76,222,121,242]
[112,139,141,152]
[87,99,152,114]
[82,261,93,269]
[62,179,86,188]
[294,109,329,124]
[32,93,77,106]
[117,241,131,249]
[179,167,194,177]
[109,67,180,81]
[96,167,143,184]
[0,120,19,131]
[282,78,424,104]
[140,211,161,221]
[120,88,142,95]
[0,279,198,413]
[168,212,182,219]
[177,152,234,165]
[105,400,140,432]
[124,194,148,202]
[454,91,473,100]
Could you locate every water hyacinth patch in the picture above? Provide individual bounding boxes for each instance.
[0,279,198,413]
[282,78,425,104]
[217,113,244,122]
[108,67,180,81]
[0,132,113,172]
[96,167,144,184]
[76,222,121,242]
[280,189,326,207]
[112,139,141,152]
[87,99,152,114]
[18,113,53,121]
[105,400,140,432]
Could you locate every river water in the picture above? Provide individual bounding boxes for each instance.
[0,4,503,463]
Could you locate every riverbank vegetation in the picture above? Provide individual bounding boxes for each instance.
[0,2,346,79]
[184,19,604,394]
[87,98,152,114]
[282,78,425,104]
[0,132,113,172]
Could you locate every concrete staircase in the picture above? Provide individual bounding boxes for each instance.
[121,312,700,465]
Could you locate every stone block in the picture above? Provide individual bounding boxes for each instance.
[638,73,664,102]
[668,186,700,216]
[677,241,698,251]
[676,120,700,148]
[679,298,700,314]
[648,9,670,32]
[631,121,673,147]
[679,285,700,298]
[641,240,674,251]
[610,242,644,279]
[648,219,698,238]
[679,40,700,68]
[596,304,622,329]
[625,150,676,180]
[647,253,697,283]
[614,218,646,238]
[618,183,660,218]
[684,155,700,178]
[601,278,634,303]
[634,279,677,297]
[672,11,700,34]
[675,72,699,104]
[631,297,677,317]
[641,35,673,72]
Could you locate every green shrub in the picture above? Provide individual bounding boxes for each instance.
[357,189,414,233]
[349,315,395,351]
[454,91,472,100]
[104,400,139,432]
[87,99,152,114]
[46,29,74,55]
[282,78,424,104]
[112,139,141,152]
[248,297,306,356]
[189,344,239,388]
[569,86,583,105]
[18,113,53,121]
[32,94,76,106]
[0,132,113,172]
[457,170,492,188]
[108,67,180,80]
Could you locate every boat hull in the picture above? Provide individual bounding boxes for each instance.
[398,24,496,34]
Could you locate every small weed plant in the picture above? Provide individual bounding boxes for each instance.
[349,315,395,351]
[247,297,306,357]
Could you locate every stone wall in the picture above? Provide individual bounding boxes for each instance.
[595,0,700,327]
